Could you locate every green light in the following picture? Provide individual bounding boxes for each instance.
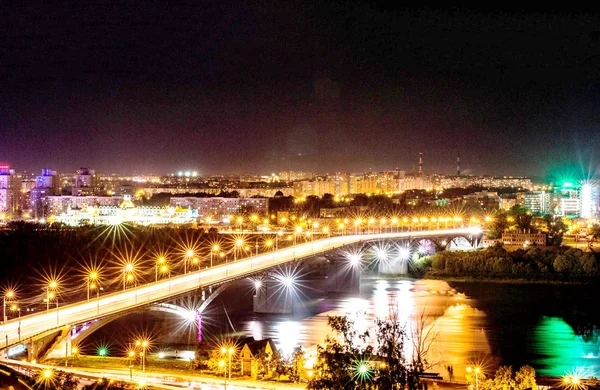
[98,348,107,356]
[532,317,600,377]
[562,182,573,188]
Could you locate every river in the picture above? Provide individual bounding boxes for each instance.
[91,278,600,380]
[210,278,600,380]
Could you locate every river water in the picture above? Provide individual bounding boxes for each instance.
[93,278,600,380]
[209,278,600,380]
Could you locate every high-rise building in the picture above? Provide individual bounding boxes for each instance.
[30,169,59,218]
[524,191,550,215]
[73,168,100,196]
[0,165,19,216]
[580,181,599,219]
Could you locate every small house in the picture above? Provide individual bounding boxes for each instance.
[240,338,277,379]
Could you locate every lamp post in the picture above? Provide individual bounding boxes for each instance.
[87,272,98,302]
[211,245,219,267]
[3,290,14,323]
[46,281,57,312]
[185,250,194,274]
[123,264,133,291]
[467,366,480,390]
[155,257,166,282]
[234,239,244,261]
[219,360,226,389]
[136,340,148,372]
[10,304,20,341]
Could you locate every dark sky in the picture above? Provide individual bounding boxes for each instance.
[2,2,600,177]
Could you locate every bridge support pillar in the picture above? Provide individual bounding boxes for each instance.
[378,258,408,275]
[46,331,73,360]
[326,256,360,293]
[253,280,293,314]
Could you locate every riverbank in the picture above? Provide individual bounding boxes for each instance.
[422,273,597,284]
[362,272,594,285]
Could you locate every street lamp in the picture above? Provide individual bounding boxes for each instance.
[123,264,134,290]
[294,226,302,245]
[211,244,220,267]
[219,360,227,389]
[87,272,98,302]
[3,290,15,323]
[45,281,58,312]
[466,366,481,390]
[10,304,20,341]
[265,239,273,252]
[136,340,149,372]
[234,238,244,261]
[184,250,194,274]
[228,347,234,380]
[155,257,166,282]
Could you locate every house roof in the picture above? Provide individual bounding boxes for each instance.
[244,338,276,357]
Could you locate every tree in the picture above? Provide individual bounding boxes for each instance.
[308,315,425,390]
[514,365,538,390]
[488,211,509,239]
[59,373,80,390]
[410,312,439,373]
[308,316,373,390]
[509,205,533,231]
[553,255,572,273]
[289,346,306,383]
[542,214,566,246]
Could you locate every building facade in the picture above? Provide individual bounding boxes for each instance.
[0,166,19,216]
[169,197,268,218]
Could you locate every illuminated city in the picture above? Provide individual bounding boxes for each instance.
[2,3,600,390]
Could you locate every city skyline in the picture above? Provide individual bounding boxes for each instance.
[2,3,600,176]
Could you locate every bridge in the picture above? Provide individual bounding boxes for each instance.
[0,227,481,360]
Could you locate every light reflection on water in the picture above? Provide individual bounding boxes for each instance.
[531,317,600,377]
[240,279,492,379]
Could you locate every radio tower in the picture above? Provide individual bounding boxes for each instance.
[457,153,461,176]
[418,152,423,175]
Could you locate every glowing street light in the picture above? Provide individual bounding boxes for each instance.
[210,244,220,267]
[398,247,410,260]
[136,340,149,372]
[155,256,166,282]
[87,271,98,302]
[234,238,245,261]
[466,366,481,390]
[184,250,195,274]
[123,264,134,291]
[348,253,361,266]
[3,290,15,323]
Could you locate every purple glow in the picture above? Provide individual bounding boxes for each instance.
[196,312,202,342]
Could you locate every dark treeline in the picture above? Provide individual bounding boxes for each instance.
[427,245,600,280]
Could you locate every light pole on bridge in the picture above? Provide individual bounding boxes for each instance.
[3,290,15,323]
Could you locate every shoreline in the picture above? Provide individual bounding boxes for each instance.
[361,273,595,285]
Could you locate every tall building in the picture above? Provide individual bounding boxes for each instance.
[169,197,268,218]
[0,166,19,216]
[524,191,550,215]
[72,168,99,196]
[580,181,599,219]
[30,169,59,218]
[46,195,125,215]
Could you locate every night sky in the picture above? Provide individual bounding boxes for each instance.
[2,3,600,177]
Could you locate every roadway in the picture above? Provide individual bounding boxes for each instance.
[0,228,480,348]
